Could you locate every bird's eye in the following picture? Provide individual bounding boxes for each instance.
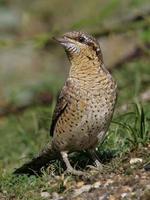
[78,36,86,43]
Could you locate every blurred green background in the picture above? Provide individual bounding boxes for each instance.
[0,0,149,199]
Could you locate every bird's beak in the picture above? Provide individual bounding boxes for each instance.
[53,35,79,54]
[53,36,70,47]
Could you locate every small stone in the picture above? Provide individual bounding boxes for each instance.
[122,186,132,192]
[135,175,139,179]
[76,181,84,188]
[109,195,116,200]
[130,158,143,164]
[104,179,114,187]
[99,193,109,200]
[93,181,101,188]
[52,192,63,200]
[121,193,128,198]
[41,192,50,198]
[73,185,92,197]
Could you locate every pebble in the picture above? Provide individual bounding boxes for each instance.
[121,192,128,198]
[93,181,101,188]
[129,158,143,164]
[41,192,50,198]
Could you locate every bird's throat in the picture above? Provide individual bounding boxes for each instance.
[69,55,106,80]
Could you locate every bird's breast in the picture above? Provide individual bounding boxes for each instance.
[52,76,117,151]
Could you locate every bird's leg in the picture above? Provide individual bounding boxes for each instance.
[61,151,84,176]
[87,149,103,170]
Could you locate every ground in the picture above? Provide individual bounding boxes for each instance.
[1,147,150,199]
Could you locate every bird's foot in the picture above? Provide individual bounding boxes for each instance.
[94,159,103,170]
[65,167,85,176]
[87,159,103,172]
[87,150,103,171]
[61,151,86,176]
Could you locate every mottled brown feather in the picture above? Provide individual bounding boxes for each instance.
[50,81,70,136]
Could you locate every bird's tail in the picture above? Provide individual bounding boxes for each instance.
[13,142,59,175]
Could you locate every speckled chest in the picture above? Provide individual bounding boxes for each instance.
[52,76,117,151]
[76,85,116,134]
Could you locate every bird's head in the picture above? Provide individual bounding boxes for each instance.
[54,31,103,64]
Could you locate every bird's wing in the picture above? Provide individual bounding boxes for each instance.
[50,80,71,137]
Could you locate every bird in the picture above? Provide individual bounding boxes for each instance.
[14,31,117,176]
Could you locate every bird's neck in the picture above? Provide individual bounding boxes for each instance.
[69,55,109,81]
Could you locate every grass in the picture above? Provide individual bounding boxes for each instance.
[119,102,149,147]
[108,102,149,150]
